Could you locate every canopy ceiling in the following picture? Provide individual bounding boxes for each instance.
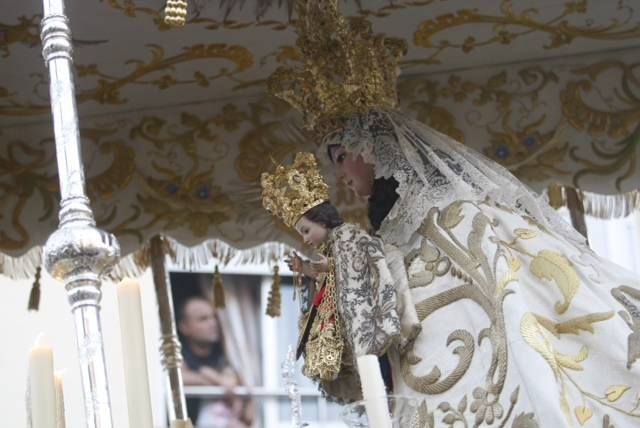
[1,0,640,274]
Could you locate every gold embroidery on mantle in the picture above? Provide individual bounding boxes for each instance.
[529,250,580,315]
[398,201,640,426]
[404,238,452,289]
[520,311,640,424]
[401,203,510,418]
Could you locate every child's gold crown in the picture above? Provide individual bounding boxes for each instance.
[260,152,329,228]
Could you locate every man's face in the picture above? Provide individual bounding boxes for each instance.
[329,146,375,198]
[179,299,220,345]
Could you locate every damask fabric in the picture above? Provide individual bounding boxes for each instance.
[382,200,640,427]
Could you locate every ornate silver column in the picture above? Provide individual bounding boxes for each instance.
[40,0,120,427]
[149,236,188,421]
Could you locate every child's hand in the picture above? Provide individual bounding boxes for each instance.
[286,253,315,277]
[285,253,304,273]
[310,256,329,275]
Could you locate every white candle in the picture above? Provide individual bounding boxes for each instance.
[54,372,66,428]
[356,355,392,428]
[117,278,154,428]
[28,342,56,428]
[170,419,194,428]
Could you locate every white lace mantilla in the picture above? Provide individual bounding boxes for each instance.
[320,109,586,250]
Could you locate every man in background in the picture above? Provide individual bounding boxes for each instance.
[177,295,252,427]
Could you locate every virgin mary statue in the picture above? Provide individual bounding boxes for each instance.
[268,1,640,426]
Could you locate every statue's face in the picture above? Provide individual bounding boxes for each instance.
[294,216,328,247]
[329,145,375,198]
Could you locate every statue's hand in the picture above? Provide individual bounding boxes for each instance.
[285,253,304,273]
[287,252,320,278]
[310,256,329,275]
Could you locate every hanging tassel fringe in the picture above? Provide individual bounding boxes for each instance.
[1,237,295,283]
[545,185,640,219]
[266,265,281,317]
[0,246,42,281]
[27,266,42,311]
[580,189,640,219]
[212,266,225,308]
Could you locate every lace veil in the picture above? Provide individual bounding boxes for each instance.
[320,109,587,249]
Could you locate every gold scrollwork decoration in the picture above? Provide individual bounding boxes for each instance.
[234,98,299,183]
[0,15,40,57]
[570,121,640,191]
[75,43,253,101]
[430,67,561,168]
[0,140,57,251]
[104,0,446,32]
[410,0,640,66]
[0,43,254,117]
[557,60,640,189]
[105,0,290,31]
[561,60,640,139]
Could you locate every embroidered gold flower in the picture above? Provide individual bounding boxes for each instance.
[470,387,504,426]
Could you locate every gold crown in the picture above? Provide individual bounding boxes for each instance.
[261,152,330,228]
[267,0,406,137]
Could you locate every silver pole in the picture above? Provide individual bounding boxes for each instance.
[149,236,188,421]
[40,1,120,427]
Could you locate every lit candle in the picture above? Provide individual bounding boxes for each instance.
[170,419,194,428]
[117,278,154,428]
[28,339,56,428]
[356,355,392,428]
[54,372,66,428]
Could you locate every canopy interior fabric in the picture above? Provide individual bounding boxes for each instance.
[1,0,639,274]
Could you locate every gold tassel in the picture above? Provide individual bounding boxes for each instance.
[266,265,281,317]
[27,266,42,311]
[212,265,225,308]
[164,0,188,27]
[547,184,565,209]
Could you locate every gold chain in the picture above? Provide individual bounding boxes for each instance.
[303,253,344,381]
